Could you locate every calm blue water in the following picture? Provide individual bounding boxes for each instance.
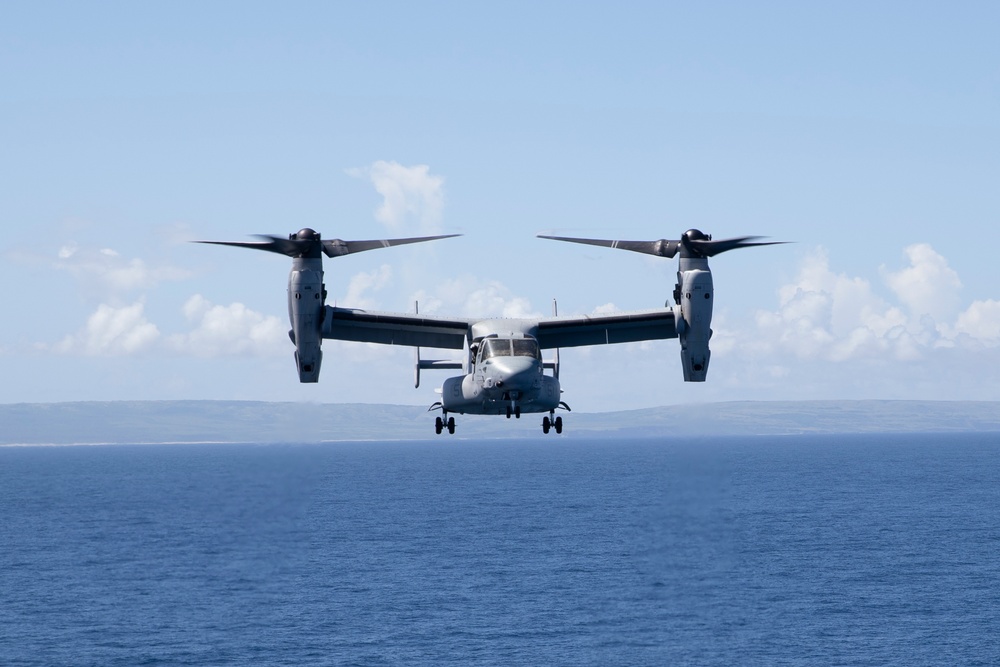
[2,433,999,665]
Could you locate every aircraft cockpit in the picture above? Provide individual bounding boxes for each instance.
[478,337,542,363]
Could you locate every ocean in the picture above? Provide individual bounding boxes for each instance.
[1,433,998,665]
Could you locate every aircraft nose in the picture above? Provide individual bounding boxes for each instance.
[492,357,539,390]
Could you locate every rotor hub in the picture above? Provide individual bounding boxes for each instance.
[293,227,320,241]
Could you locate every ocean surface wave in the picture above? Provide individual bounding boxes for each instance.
[1,433,998,665]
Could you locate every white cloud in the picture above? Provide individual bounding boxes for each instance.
[952,299,1000,345]
[881,243,962,319]
[420,274,541,319]
[54,243,191,296]
[410,288,444,316]
[729,244,998,370]
[347,160,445,234]
[465,283,538,319]
[169,295,286,357]
[591,302,620,315]
[341,265,394,310]
[52,302,160,356]
[754,248,897,361]
[774,247,905,338]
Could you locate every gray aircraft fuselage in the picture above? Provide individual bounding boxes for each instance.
[439,327,561,416]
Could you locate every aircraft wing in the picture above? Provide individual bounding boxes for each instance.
[322,307,472,349]
[534,308,677,349]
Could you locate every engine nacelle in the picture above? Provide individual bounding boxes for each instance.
[676,268,713,382]
[288,261,325,383]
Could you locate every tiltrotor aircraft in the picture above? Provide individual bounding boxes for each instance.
[199,227,783,435]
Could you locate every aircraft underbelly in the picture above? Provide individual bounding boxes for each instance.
[440,374,560,415]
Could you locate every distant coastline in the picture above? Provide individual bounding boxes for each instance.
[2,400,1000,445]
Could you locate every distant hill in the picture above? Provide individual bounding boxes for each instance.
[2,400,1000,445]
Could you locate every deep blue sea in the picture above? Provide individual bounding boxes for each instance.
[2,433,999,666]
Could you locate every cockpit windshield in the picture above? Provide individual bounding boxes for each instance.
[480,337,541,362]
[480,338,508,361]
[512,339,541,359]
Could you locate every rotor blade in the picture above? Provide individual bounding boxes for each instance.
[194,235,303,257]
[689,236,790,257]
[537,235,679,258]
[323,233,461,258]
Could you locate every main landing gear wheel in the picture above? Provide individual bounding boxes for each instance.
[435,415,456,435]
[542,414,564,434]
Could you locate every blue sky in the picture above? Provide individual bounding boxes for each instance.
[2,2,999,410]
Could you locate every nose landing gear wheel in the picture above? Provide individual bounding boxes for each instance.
[435,416,443,434]
[554,416,563,434]
[447,416,455,434]
[542,416,551,434]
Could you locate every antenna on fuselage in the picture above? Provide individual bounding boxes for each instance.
[413,299,464,387]
[550,298,560,379]
[414,300,423,388]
